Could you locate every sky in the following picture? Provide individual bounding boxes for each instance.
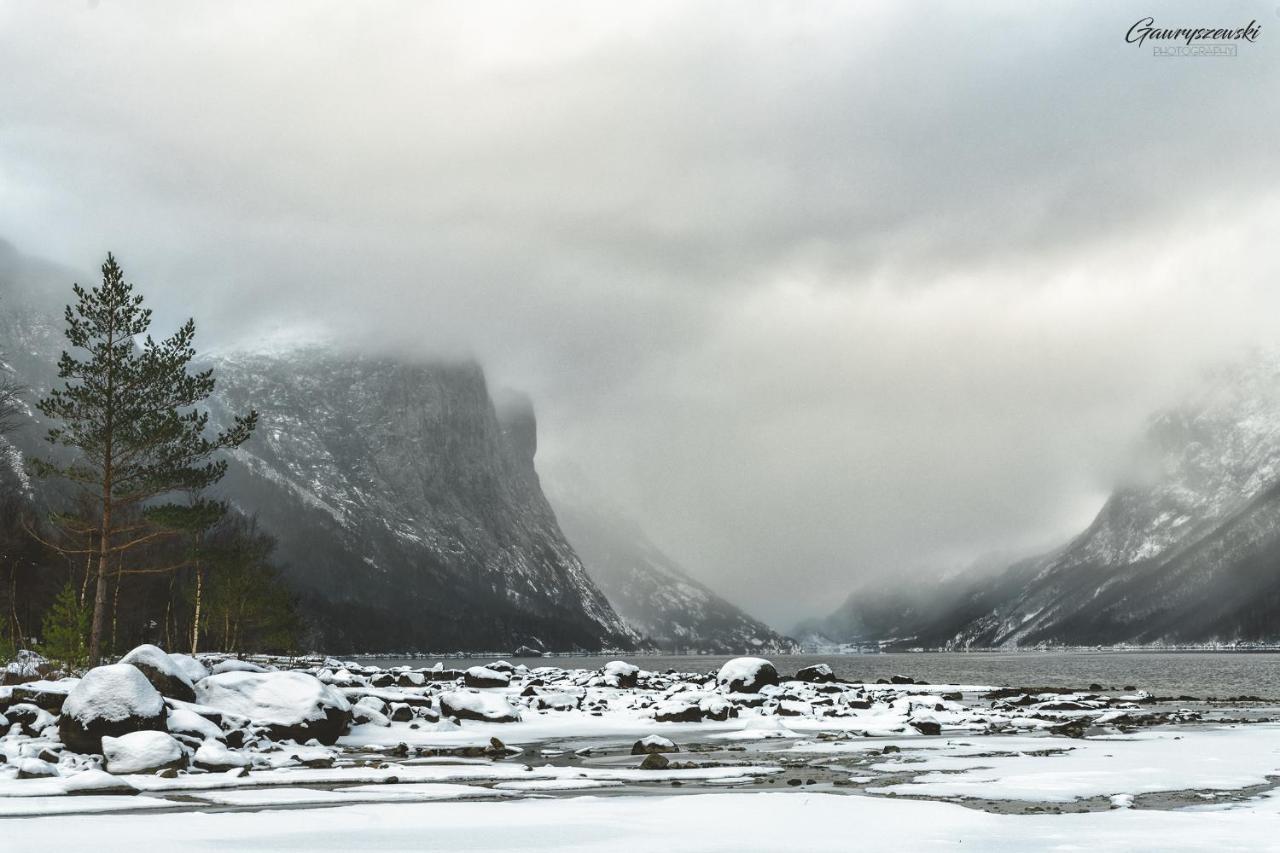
[2,1,1280,629]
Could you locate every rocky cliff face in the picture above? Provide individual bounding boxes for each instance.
[816,356,1280,648]
[202,348,637,652]
[547,475,798,654]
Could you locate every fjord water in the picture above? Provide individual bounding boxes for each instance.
[365,652,1280,697]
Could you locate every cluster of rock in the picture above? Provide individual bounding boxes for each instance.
[1,648,1194,785]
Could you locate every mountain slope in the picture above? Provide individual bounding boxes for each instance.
[548,478,797,654]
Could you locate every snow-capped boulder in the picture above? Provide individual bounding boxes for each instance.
[352,696,391,727]
[119,645,196,702]
[603,661,640,689]
[59,664,168,755]
[794,664,835,683]
[654,700,702,723]
[167,654,211,684]
[193,671,351,745]
[463,666,510,688]
[440,690,520,723]
[166,707,224,741]
[716,657,779,694]
[64,768,139,795]
[910,714,942,736]
[16,757,59,778]
[5,703,56,736]
[102,730,187,775]
[211,659,269,675]
[631,734,679,755]
[193,739,249,772]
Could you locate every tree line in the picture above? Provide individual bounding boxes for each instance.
[0,254,298,668]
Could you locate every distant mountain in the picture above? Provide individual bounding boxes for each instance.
[0,241,636,653]
[815,356,1280,648]
[548,475,798,654]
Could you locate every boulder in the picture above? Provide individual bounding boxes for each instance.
[631,734,679,755]
[64,768,140,795]
[654,701,702,723]
[463,666,510,688]
[440,690,520,723]
[194,671,352,745]
[639,752,670,770]
[10,679,76,712]
[166,707,225,741]
[59,664,168,755]
[716,657,779,694]
[910,716,942,736]
[602,661,640,689]
[166,654,211,684]
[120,645,196,702]
[193,739,250,772]
[211,659,270,675]
[794,664,836,683]
[5,703,56,736]
[102,730,188,775]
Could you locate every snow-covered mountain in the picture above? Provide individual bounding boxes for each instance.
[203,350,638,652]
[547,474,798,654]
[815,356,1280,648]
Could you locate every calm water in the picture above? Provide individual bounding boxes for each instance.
[359,652,1280,698]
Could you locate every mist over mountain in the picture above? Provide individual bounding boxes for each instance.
[546,470,798,654]
[815,356,1280,648]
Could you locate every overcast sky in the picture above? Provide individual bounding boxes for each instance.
[3,1,1279,628]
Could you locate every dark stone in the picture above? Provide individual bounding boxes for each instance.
[631,738,680,755]
[882,745,901,754]
[794,664,836,683]
[889,675,915,685]
[60,705,168,757]
[654,704,702,723]
[263,704,350,746]
[911,719,942,735]
[10,683,72,712]
[639,752,670,770]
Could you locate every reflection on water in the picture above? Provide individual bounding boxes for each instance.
[358,652,1280,697]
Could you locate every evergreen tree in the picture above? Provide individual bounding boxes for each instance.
[32,254,257,664]
[40,582,90,669]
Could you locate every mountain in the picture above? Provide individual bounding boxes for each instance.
[0,242,635,653]
[816,356,1280,648]
[547,475,798,654]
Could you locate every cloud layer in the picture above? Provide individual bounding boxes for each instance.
[3,1,1279,627]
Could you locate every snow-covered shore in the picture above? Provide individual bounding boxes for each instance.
[2,649,1278,850]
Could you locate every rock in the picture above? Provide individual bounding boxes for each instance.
[193,739,250,772]
[794,664,836,683]
[166,654,211,684]
[602,661,640,689]
[5,702,55,736]
[631,735,679,755]
[194,671,352,745]
[654,701,703,723]
[486,661,515,673]
[639,752,670,770]
[716,657,780,694]
[440,690,520,723]
[890,675,915,685]
[211,659,269,675]
[119,645,197,702]
[16,757,59,779]
[910,717,942,736]
[10,679,75,712]
[463,666,511,689]
[102,730,188,774]
[166,707,225,741]
[882,745,901,754]
[64,768,140,795]
[389,703,414,722]
[60,664,168,755]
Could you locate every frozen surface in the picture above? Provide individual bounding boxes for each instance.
[7,791,1280,852]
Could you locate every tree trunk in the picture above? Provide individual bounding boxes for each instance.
[191,560,203,655]
[110,568,122,655]
[87,502,111,665]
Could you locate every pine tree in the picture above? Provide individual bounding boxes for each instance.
[32,254,257,664]
[40,582,90,669]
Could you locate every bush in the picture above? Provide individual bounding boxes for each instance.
[40,582,90,669]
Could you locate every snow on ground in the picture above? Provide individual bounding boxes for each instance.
[866,724,1280,802]
[7,791,1280,852]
